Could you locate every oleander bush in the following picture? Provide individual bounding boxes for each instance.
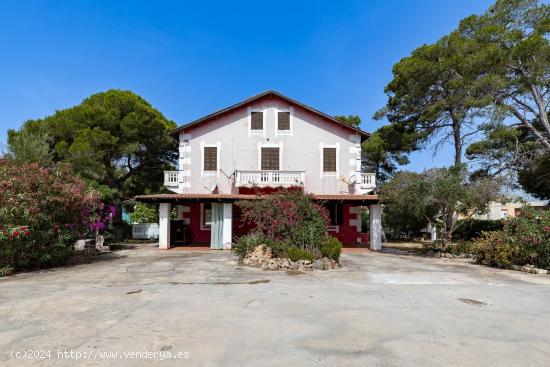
[235,189,337,261]
[472,207,550,270]
[0,159,103,273]
[472,231,526,268]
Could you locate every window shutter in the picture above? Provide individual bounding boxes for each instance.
[323,148,337,172]
[204,147,217,171]
[278,112,290,130]
[261,148,279,170]
[251,112,263,130]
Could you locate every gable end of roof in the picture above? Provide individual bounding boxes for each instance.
[170,90,370,140]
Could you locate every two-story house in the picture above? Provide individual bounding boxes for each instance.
[135,91,382,250]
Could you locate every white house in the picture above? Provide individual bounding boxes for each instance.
[135,91,381,250]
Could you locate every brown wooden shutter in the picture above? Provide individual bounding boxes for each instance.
[278,112,290,130]
[204,147,217,171]
[323,148,336,172]
[261,148,279,170]
[251,112,263,130]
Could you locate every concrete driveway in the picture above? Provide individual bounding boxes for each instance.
[1,246,549,367]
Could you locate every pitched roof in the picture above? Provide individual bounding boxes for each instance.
[170,90,370,140]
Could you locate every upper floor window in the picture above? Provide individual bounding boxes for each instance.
[261,147,279,170]
[203,146,218,171]
[323,148,337,172]
[278,112,290,130]
[251,111,264,130]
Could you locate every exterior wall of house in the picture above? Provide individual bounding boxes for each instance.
[173,94,362,195]
[462,201,550,221]
[327,204,367,245]
[173,202,368,246]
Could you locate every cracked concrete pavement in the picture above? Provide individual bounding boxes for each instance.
[1,246,549,366]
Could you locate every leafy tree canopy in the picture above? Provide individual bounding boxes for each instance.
[334,115,362,127]
[460,0,550,198]
[6,128,52,166]
[380,167,504,240]
[375,29,487,167]
[8,90,178,202]
[458,0,550,152]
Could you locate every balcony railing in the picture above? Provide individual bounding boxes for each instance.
[355,172,376,194]
[235,170,305,187]
[164,171,181,187]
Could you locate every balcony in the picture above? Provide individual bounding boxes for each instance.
[235,170,305,187]
[164,171,181,187]
[355,172,376,194]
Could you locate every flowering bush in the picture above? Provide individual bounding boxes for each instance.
[472,207,550,270]
[236,189,331,259]
[0,159,103,272]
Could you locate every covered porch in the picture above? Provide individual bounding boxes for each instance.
[133,193,383,251]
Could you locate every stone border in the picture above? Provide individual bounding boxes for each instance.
[242,245,340,271]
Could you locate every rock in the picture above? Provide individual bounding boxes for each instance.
[511,265,522,271]
[242,245,341,271]
[521,265,534,273]
[312,260,323,270]
[532,268,548,275]
[426,250,434,257]
[74,239,94,251]
[443,253,454,258]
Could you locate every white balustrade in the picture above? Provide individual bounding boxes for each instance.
[355,172,376,194]
[164,171,180,187]
[235,170,305,187]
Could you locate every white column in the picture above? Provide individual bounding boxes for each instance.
[222,203,233,250]
[429,223,437,241]
[369,204,382,251]
[159,203,171,250]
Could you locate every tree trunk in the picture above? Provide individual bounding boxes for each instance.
[445,211,457,242]
[451,115,463,167]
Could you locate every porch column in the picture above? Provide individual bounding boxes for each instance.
[222,203,233,250]
[369,204,382,251]
[159,203,171,250]
[428,223,437,241]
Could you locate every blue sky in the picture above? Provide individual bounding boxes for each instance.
[0,0,495,171]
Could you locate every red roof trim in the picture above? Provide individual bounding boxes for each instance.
[170,90,370,140]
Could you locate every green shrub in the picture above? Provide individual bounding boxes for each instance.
[0,160,103,272]
[129,202,158,223]
[452,219,504,240]
[236,189,329,258]
[470,207,550,270]
[422,240,446,253]
[446,241,474,255]
[472,231,527,268]
[286,246,315,262]
[321,236,342,260]
[232,232,269,258]
[423,240,474,256]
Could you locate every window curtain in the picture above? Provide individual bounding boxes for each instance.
[210,203,224,249]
